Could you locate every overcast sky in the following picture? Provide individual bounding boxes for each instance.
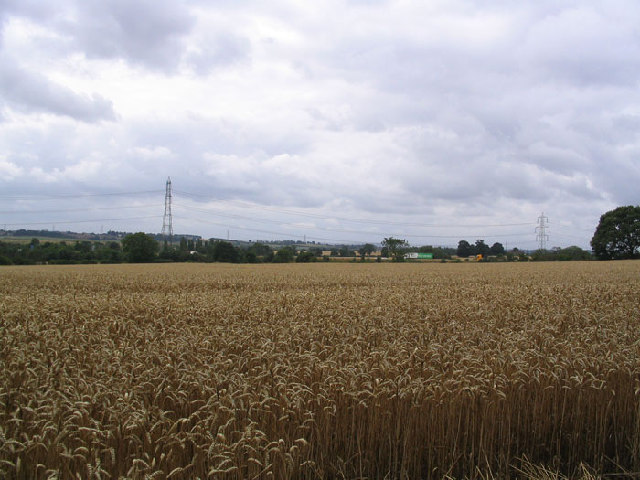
[1,0,639,249]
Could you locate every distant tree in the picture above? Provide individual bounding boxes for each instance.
[295,250,316,262]
[457,240,474,257]
[249,242,273,258]
[179,237,188,252]
[591,206,640,259]
[0,241,18,265]
[433,246,455,260]
[74,240,92,254]
[159,247,182,262]
[382,237,408,262]
[243,251,258,263]
[99,242,123,263]
[358,243,376,260]
[474,240,490,258]
[557,246,592,261]
[122,233,158,263]
[531,246,592,262]
[531,249,553,261]
[273,246,295,263]
[489,242,505,256]
[212,241,240,262]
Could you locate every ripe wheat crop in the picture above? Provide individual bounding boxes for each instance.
[1,261,639,479]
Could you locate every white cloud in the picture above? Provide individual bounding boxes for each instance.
[61,160,102,181]
[0,158,23,180]
[28,166,58,183]
[130,146,173,160]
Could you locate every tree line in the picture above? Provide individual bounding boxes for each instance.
[1,205,637,265]
[382,237,592,262]
[0,238,124,265]
[0,234,593,265]
[0,234,335,265]
[452,204,640,261]
[456,239,505,258]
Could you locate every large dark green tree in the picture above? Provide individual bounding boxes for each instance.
[273,246,295,263]
[591,206,640,259]
[211,241,240,262]
[273,245,296,263]
[358,243,376,260]
[490,242,505,256]
[122,232,158,263]
[457,240,474,257]
[248,242,273,259]
[382,237,408,262]
[474,239,490,258]
[295,250,316,262]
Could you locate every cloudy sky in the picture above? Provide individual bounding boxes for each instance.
[1,0,639,249]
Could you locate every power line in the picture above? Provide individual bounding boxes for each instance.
[0,190,163,200]
[176,208,534,242]
[174,215,307,241]
[173,190,535,229]
[2,181,586,248]
[0,204,160,215]
[1,215,162,227]
[174,205,533,238]
[175,215,379,244]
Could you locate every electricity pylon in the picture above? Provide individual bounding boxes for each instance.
[535,212,549,250]
[161,177,173,245]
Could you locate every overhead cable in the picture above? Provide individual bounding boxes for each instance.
[1,215,162,227]
[0,190,163,200]
[172,190,536,229]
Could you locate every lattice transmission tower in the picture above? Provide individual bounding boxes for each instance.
[161,177,173,245]
[535,212,549,250]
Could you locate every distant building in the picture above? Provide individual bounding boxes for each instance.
[404,252,434,260]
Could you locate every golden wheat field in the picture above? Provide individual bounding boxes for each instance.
[1,261,639,479]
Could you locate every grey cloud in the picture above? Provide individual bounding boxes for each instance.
[185,33,251,75]
[1,0,198,73]
[612,114,640,133]
[520,6,640,87]
[3,1,640,248]
[525,143,587,176]
[0,60,116,122]
[590,147,640,205]
[0,0,59,23]
[61,0,195,72]
[608,114,640,145]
